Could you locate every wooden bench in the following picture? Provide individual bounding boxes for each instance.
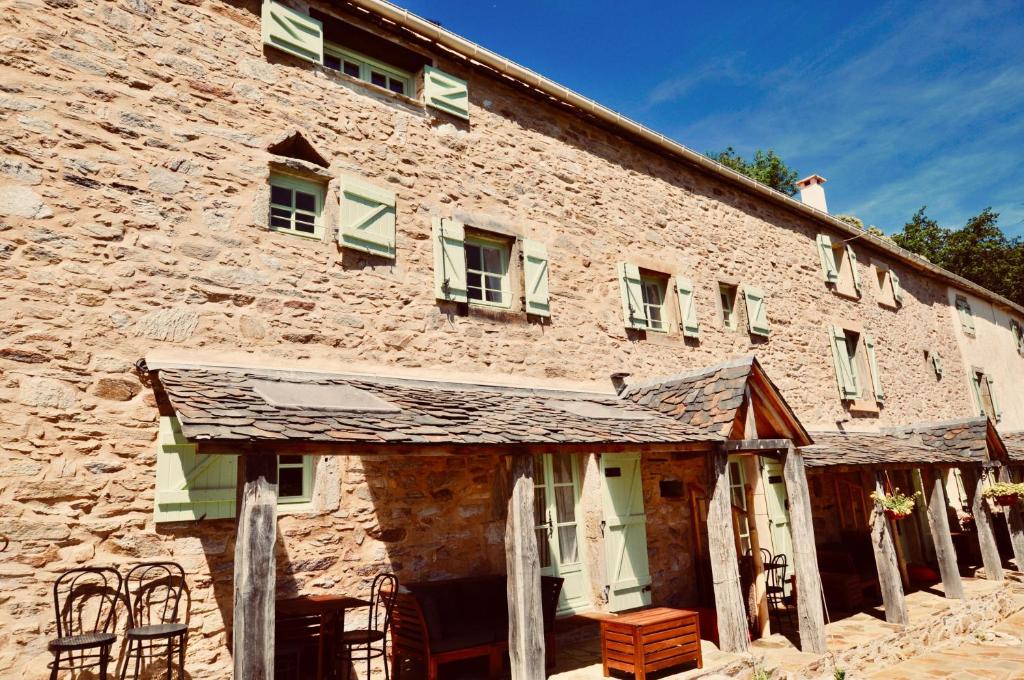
[391,575,562,680]
[600,607,702,680]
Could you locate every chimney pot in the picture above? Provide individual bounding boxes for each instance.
[796,174,829,213]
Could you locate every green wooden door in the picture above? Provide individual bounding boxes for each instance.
[601,453,652,611]
[761,459,793,595]
[534,454,589,615]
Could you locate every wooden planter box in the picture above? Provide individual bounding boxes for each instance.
[600,608,701,680]
[885,509,912,521]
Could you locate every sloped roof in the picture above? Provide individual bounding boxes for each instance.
[802,431,970,468]
[621,356,812,446]
[1001,431,1024,462]
[883,417,1007,464]
[150,365,719,452]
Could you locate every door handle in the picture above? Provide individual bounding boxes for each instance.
[547,510,554,538]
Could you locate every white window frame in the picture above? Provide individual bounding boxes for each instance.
[277,455,315,512]
[464,233,512,309]
[719,283,739,330]
[323,42,412,96]
[640,274,669,333]
[269,172,325,239]
[727,456,752,557]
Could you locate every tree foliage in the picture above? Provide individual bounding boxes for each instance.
[707,147,800,196]
[891,206,1024,306]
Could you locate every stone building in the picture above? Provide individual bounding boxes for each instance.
[1,0,1023,678]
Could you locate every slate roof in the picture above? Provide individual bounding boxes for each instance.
[151,365,721,448]
[997,430,1024,462]
[621,357,754,438]
[883,417,998,462]
[802,431,970,468]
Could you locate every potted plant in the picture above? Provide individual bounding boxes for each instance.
[981,482,1024,507]
[870,487,920,521]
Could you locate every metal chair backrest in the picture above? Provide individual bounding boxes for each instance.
[366,573,398,635]
[123,562,190,629]
[770,553,788,589]
[760,548,772,566]
[53,567,124,640]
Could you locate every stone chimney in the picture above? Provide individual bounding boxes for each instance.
[796,174,828,213]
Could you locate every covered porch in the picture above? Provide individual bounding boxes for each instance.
[146,355,827,679]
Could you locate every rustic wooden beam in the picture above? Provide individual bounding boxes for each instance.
[233,454,278,680]
[196,439,714,458]
[921,467,964,599]
[781,445,827,653]
[504,453,545,680]
[722,438,791,452]
[966,468,1005,581]
[869,472,908,625]
[705,448,750,653]
[997,467,1024,572]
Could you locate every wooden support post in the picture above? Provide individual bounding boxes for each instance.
[998,467,1024,572]
[233,454,278,680]
[966,467,1004,581]
[870,471,908,625]
[705,447,750,653]
[504,453,545,680]
[781,445,827,654]
[921,468,964,599]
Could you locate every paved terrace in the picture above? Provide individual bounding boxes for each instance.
[543,578,1024,680]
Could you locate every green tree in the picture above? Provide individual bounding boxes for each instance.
[707,147,800,196]
[892,207,948,263]
[833,214,864,229]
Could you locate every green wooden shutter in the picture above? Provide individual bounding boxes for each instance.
[970,372,985,416]
[743,286,770,336]
[986,375,1002,422]
[423,66,469,120]
[846,244,862,295]
[891,270,904,305]
[674,276,699,338]
[864,333,884,404]
[617,263,646,329]
[816,234,839,283]
[339,176,396,258]
[432,217,467,302]
[957,297,975,334]
[523,239,550,317]
[261,0,323,64]
[154,416,237,523]
[1012,320,1024,356]
[828,325,859,399]
[601,453,652,611]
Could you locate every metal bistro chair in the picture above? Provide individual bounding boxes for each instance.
[765,553,795,629]
[119,562,190,680]
[339,573,398,680]
[48,567,125,680]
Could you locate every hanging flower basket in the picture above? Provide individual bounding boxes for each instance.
[871,487,920,521]
[981,482,1024,507]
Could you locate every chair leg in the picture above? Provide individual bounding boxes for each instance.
[49,651,60,680]
[100,644,110,680]
[179,637,186,680]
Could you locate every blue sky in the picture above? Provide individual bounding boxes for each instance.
[399,0,1024,235]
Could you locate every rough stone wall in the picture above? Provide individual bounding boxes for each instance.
[0,0,994,676]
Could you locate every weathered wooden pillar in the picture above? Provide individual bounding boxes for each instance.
[965,466,1004,581]
[233,454,278,680]
[997,466,1024,572]
[504,453,545,680]
[921,467,964,599]
[781,445,827,653]
[869,471,908,625]
[706,447,750,653]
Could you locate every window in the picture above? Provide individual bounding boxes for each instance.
[719,283,738,330]
[728,456,752,556]
[465,234,511,307]
[828,325,884,406]
[269,173,324,238]
[875,266,897,307]
[278,455,314,507]
[970,369,1001,421]
[815,233,861,298]
[323,43,411,96]
[955,295,975,335]
[640,275,668,332]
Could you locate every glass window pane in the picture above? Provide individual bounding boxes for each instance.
[270,185,292,207]
[294,191,315,212]
[482,246,503,274]
[280,455,303,466]
[465,244,482,271]
[485,288,502,304]
[279,467,304,498]
[551,455,573,484]
[294,213,315,234]
[370,71,387,87]
[324,54,341,71]
[537,528,551,569]
[534,486,546,526]
[558,526,578,565]
[533,456,546,485]
[270,211,291,229]
[554,486,575,524]
[343,61,360,78]
[388,79,405,95]
[485,275,502,292]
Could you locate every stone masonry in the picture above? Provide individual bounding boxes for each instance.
[0,0,1007,677]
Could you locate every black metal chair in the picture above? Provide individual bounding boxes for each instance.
[766,553,795,629]
[48,567,125,680]
[119,562,190,680]
[339,573,398,680]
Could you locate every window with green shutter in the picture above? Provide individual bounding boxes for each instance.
[339,175,396,258]
[432,217,467,302]
[718,283,739,330]
[278,455,315,511]
[523,239,551,317]
[262,0,324,64]
[742,286,770,337]
[864,333,884,404]
[423,66,470,120]
[971,369,1001,421]
[956,295,975,335]
[828,325,860,400]
[828,325,884,406]
[816,234,839,283]
[154,416,237,523]
[269,172,326,239]
[464,234,512,308]
[675,276,700,338]
[323,43,412,95]
[617,263,647,330]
